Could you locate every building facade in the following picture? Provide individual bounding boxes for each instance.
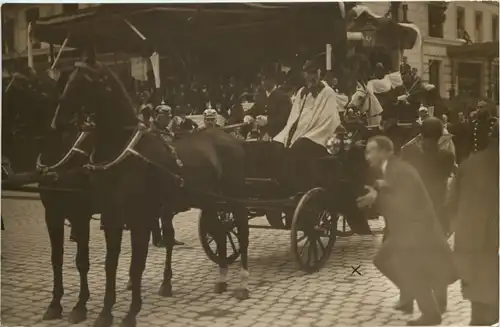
[364,1,499,101]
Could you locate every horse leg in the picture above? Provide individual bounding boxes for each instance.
[211,208,229,294]
[120,226,150,327]
[159,212,174,297]
[93,227,122,327]
[68,216,91,324]
[232,206,250,300]
[42,208,65,320]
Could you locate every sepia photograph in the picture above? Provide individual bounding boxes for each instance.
[1,2,498,327]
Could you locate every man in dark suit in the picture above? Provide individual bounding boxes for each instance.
[244,69,292,138]
[447,121,499,326]
[396,117,456,314]
[357,135,457,326]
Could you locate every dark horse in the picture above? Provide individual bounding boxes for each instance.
[2,69,95,323]
[51,60,249,327]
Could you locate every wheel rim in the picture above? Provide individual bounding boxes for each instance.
[295,210,335,269]
[291,188,337,273]
[199,211,241,264]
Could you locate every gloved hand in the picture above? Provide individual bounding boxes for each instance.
[243,115,255,125]
[256,115,268,127]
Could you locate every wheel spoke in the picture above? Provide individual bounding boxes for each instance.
[306,243,314,266]
[227,232,239,254]
[296,232,307,245]
[300,238,310,258]
[311,238,319,264]
[316,237,325,256]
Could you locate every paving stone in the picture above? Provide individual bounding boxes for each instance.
[1,198,470,327]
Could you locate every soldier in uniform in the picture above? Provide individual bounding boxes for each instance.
[469,100,497,154]
[150,101,185,247]
[200,107,220,129]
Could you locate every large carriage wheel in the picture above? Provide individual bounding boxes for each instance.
[198,210,241,265]
[290,187,338,273]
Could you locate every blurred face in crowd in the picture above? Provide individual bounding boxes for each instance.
[205,117,217,127]
[262,76,276,92]
[156,112,171,128]
[418,109,429,120]
[477,101,489,115]
[442,114,448,124]
[458,112,465,123]
[365,140,392,169]
[303,68,321,88]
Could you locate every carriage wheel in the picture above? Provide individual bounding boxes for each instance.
[198,210,241,265]
[265,210,290,229]
[290,187,338,273]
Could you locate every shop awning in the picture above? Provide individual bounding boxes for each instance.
[33,3,346,57]
[447,42,499,58]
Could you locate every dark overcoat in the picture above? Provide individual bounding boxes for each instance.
[447,142,499,306]
[374,156,458,296]
[246,88,292,138]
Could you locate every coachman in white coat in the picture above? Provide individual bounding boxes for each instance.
[274,58,341,192]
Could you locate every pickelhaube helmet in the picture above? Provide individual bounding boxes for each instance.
[203,108,218,120]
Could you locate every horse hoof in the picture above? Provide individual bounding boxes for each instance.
[42,306,62,320]
[119,315,137,327]
[158,283,173,297]
[68,307,87,324]
[233,288,250,300]
[92,313,113,327]
[214,282,228,294]
[126,279,132,290]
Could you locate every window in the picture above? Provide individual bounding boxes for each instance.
[2,18,15,54]
[456,6,465,39]
[25,7,40,49]
[475,11,483,42]
[62,4,79,13]
[428,4,446,38]
[492,15,499,41]
[429,60,441,95]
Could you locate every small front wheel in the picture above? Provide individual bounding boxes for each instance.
[290,187,338,273]
[198,210,241,265]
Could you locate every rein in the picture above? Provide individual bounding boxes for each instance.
[36,131,91,172]
[85,124,184,184]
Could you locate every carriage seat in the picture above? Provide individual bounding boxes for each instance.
[242,140,292,197]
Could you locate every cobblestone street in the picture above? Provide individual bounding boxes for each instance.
[1,192,470,327]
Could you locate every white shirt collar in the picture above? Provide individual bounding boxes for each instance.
[381,159,388,175]
[266,85,277,98]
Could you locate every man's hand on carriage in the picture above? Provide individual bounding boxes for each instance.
[356,185,378,208]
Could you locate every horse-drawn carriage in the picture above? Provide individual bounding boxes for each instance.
[1,4,424,326]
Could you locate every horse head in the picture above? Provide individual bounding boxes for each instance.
[2,68,87,172]
[51,61,138,132]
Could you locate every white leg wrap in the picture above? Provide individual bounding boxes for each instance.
[219,267,228,283]
[239,269,249,289]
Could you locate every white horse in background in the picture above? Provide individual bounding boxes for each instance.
[346,71,407,127]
